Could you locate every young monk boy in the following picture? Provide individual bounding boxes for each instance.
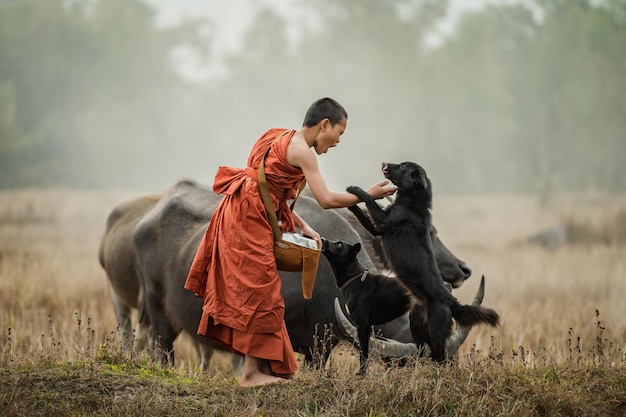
[184,97,397,387]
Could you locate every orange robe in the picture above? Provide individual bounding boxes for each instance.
[184,128,304,377]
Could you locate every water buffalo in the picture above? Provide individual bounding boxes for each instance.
[97,188,227,369]
[130,179,382,368]
[99,179,474,370]
[98,193,160,352]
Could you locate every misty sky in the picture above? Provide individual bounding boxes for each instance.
[5,0,617,192]
[143,0,519,80]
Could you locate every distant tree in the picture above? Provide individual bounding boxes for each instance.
[529,0,626,191]
[2,0,624,192]
[217,7,298,135]
[416,0,626,192]
[0,80,21,186]
[0,0,211,188]
[216,0,448,188]
[416,4,538,192]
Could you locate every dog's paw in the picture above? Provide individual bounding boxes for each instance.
[346,186,366,197]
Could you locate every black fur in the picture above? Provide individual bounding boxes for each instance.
[346,161,499,363]
[321,238,412,375]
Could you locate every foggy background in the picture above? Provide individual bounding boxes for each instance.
[1,0,624,195]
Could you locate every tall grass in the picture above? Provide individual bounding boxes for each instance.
[1,189,625,416]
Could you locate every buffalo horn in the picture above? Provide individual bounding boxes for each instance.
[443,275,486,359]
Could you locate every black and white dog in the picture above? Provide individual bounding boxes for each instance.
[346,161,499,363]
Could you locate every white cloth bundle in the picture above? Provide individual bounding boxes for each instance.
[280,232,319,250]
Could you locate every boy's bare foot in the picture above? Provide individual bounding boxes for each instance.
[238,355,292,387]
[239,372,291,387]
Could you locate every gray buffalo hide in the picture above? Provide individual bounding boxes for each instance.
[99,179,474,371]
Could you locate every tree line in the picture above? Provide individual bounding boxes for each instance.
[0,0,624,193]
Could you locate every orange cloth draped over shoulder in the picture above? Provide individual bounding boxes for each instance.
[184,128,305,378]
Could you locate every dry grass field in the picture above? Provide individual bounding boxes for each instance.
[1,187,625,416]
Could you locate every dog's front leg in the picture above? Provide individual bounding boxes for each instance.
[347,186,388,227]
[356,324,371,376]
[347,205,380,236]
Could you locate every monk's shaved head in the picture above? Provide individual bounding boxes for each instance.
[303,97,347,127]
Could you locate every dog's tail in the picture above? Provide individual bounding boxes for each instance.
[449,297,499,328]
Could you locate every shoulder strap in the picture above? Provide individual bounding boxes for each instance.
[258,130,306,241]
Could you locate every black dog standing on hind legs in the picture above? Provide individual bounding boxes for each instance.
[346,161,500,363]
[321,237,488,375]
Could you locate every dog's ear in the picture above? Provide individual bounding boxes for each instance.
[412,167,429,190]
[350,242,362,257]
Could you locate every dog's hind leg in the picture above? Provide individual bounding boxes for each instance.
[409,304,432,355]
[426,301,452,363]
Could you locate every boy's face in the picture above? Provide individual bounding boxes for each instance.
[317,117,347,154]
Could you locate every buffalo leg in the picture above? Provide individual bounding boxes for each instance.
[143,289,178,366]
[193,342,214,372]
[108,286,134,352]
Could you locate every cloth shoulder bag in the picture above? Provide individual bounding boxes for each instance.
[258,130,321,299]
